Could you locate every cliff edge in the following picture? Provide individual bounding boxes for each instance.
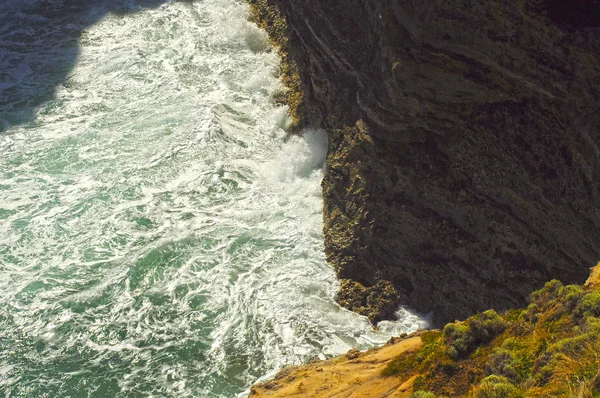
[249,0,600,325]
[250,264,600,397]
[250,333,425,398]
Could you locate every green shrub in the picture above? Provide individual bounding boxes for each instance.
[443,310,506,359]
[503,309,523,323]
[530,280,562,304]
[473,375,524,398]
[446,345,459,360]
[558,284,584,304]
[443,322,474,359]
[501,338,518,350]
[550,333,595,355]
[577,291,600,317]
[470,310,508,341]
[486,349,517,380]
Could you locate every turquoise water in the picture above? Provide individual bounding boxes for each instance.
[0,0,428,396]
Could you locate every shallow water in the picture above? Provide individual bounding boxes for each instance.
[0,0,429,396]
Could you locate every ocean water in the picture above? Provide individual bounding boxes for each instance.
[0,0,429,396]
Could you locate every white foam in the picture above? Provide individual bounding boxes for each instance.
[265,129,328,183]
[0,0,428,396]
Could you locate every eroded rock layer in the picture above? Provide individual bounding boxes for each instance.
[249,0,600,325]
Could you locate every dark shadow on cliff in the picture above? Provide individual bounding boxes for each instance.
[544,0,600,27]
[0,0,190,133]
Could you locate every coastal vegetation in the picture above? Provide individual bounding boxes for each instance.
[385,264,600,397]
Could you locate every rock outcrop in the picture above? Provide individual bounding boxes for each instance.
[249,0,600,325]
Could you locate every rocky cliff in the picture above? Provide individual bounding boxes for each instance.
[248,0,600,325]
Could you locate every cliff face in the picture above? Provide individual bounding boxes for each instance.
[249,0,600,325]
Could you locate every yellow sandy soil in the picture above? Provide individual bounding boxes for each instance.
[249,332,424,398]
